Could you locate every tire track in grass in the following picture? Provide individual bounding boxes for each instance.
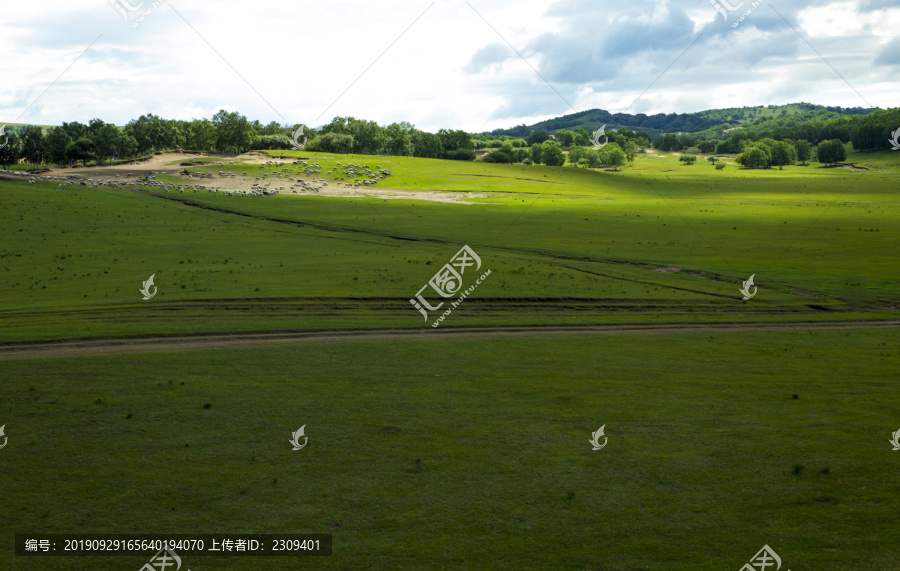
[2,320,899,360]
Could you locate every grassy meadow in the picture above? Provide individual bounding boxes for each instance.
[1,149,898,342]
[1,148,899,569]
[2,330,900,569]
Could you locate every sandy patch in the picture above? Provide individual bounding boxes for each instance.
[43,151,262,180]
[38,151,493,205]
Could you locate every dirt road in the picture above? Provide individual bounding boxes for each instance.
[1,320,898,360]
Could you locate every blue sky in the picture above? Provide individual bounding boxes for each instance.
[0,0,897,132]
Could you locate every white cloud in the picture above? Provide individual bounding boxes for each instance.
[0,0,897,133]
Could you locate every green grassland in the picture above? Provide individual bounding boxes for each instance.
[1,148,899,569]
[1,149,898,342]
[2,329,899,569]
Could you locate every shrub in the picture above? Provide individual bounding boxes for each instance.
[253,134,294,150]
[307,133,354,154]
[445,148,475,161]
[482,149,514,163]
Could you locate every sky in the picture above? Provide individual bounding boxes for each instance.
[0,0,897,133]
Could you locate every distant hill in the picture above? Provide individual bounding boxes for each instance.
[486,103,880,138]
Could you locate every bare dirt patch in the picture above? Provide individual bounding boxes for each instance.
[40,151,494,205]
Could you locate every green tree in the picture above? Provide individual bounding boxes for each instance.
[584,150,602,168]
[769,141,796,170]
[347,118,384,154]
[308,132,354,153]
[540,141,565,166]
[61,121,89,141]
[698,140,717,154]
[795,140,812,165]
[0,131,21,169]
[677,133,697,149]
[601,145,627,169]
[572,128,591,147]
[261,121,283,136]
[483,148,514,163]
[211,110,252,153]
[437,129,473,154]
[816,139,846,164]
[530,143,542,165]
[622,140,637,165]
[65,138,95,166]
[679,154,697,165]
[567,145,586,166]
[253,134,294,150]
[43,127,72,165]
[412,131,443,158]
[382,122,415,156]
[554,129,575,148]
[186,119,217,151]
[125,114,166,153]
[88,118,107,137]
[526,129,550,146]
[652,133,680,151]
[737,146,769,169]
[93,124,126,164]
[119,134,138,160]
[20,125,45,168]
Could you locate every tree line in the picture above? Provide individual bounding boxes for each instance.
[0,107,894,172]
[0,111,487,169]
[656,108,899,156]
